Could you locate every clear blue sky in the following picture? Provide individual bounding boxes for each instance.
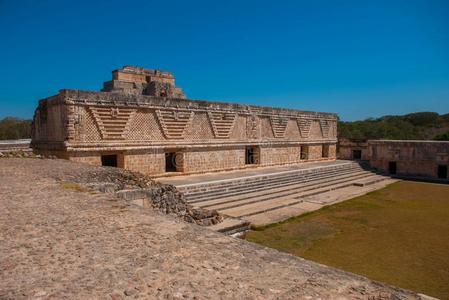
[1,0,448,121]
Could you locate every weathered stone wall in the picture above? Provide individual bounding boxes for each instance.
[369,140,449,179]
[123,150,165,174]
[68,151,103,166]
[259,145,301,165]
[328,144,337,158]
[337,139,370,160]
[338,139,449,180]
[103,66,185,98]
[32,69,338,175]
[31,97,68,144]
[181,147,246,173]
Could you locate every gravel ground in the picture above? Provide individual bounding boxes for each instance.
[0,158,423,299]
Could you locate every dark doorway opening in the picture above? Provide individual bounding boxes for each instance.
[246,147,257,165]
[438,165,448,179]
[352,150,362,160]
[300,146,308,160]
[165,152,177,172]
[101,155,118,167]
[389,161,397,175]
[322,145,329,158]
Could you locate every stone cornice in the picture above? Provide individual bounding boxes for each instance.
[49,89,338,121]
[63,139,337,151]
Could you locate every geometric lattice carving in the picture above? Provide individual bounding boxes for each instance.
[156,109,194,139]
[126,111,165,141]
[270,116,289,138]
[331,120,337,137]
[184,113,214,140]
[82,108,102,141]
[319,119,332,138]
[207,112,237,139]
[88,107,136,140]
[297,118,313,138]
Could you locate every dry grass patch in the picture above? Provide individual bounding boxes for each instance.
[60,181,88,192]
[246,181,449,299]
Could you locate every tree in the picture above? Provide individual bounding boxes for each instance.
[0,117,32,140]
[434,132,449,141]
[338,112,449,140]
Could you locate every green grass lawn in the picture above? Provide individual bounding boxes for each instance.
[246,181,449,299]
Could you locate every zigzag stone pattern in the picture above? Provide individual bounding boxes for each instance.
[270,116,289,138]
[297,118,313,138]
[207,112,237,139]
[156,109,194,139]
[319,119,332,138]
[88,107,136,140]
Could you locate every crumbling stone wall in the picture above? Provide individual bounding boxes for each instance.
[102,66,186,98]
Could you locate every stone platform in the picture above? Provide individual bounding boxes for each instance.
[0,158,424,299]
[159,160,396,228]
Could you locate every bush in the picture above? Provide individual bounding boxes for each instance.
[434,132,449,141]
[0,117,32,140]
[339,112,449,140]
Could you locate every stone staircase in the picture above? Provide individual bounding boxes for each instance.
[176,162,391,234]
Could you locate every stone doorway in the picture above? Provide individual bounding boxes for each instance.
[245,147,259,165]
[322,145,330,158]
[300,146,309,160]
[438,165,447,179]
[352,150,362,160]
[165,152,178,172]
[389,161,397,175]
[101,154,118,167]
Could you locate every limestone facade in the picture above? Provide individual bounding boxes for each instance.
[338,139,449,180]
[31,67,338,176]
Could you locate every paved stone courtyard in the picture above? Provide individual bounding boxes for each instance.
[0,158,426,299]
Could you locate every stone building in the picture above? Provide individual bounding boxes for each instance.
[338,138,370,161]
[31,66,338,176]
[338,139,449,180]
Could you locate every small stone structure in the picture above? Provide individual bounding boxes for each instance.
[31,66,338,175]
[102,66,186,98]
[338,139,449,180]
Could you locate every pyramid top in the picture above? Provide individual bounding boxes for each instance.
[102,66,186,99]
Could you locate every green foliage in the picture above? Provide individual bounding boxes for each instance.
[339,112,449,140]
[0,117,32,140]
[434,132,449,141]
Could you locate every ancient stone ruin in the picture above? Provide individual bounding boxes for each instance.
[338,139,449,181]
[102,66,186,98]
[31,66,338,176]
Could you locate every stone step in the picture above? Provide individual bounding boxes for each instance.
[178,162,361,194]
[183,164,365,195]
[186,168,369,203]
[219,174,381,218]
[245,176,392,226]
[191,169,371,206]
[197,171,374,210]
[244,201,323,226]
[180,163,363,192]
[206,173,379,213]
[208,217,251,236]
[183,165,365,199]
[353,176,389,187]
